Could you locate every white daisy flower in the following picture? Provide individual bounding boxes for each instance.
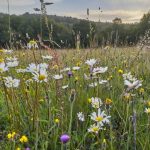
[6,57,19,68]
[27,40,38,49]
[91,97,103,108]
[89,82,98,88]
[37,63,48,70]
[4,76,20,88]
[0,62,8,73]
[72,66,80,71]
[90,108,111,127]
[93,67,108,75]
[6,57,17,62]
[124,79,142,91]
[99,80,108,85]
[32,69,48,83]
[42,55,53,60]
[26,63,48,73]
[88,124,100,134]
[62,85,69,89]
[60,67,71,72]
[77,112,85,122]
[7,61,19,68]
[123,72,137,81]
[53,74,63,80]
[26,63,37,73]
[85,59,97,67]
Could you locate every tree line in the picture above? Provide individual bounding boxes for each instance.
[0,11,149,49]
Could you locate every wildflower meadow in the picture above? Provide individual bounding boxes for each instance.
[0,45,150,150]
[0,0,150,149]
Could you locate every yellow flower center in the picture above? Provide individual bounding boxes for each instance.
[139,88,144,93]
[94,103,99,108]
[96,116,103,122]
[39,75,46,81]
[92,127,99,132]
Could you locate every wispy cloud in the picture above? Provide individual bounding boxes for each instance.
[0,0,62,6]
[58,9,147,23]
[0,0,36,6]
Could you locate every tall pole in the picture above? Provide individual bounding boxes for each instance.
[40,1,43,41]
[7,0,11,48]
[87,8,91,48]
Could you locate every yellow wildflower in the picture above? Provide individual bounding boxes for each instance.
[20,135,28,143]
[107,75,113,81]
[7,133,12,139]
[7,132,16,139]
[88,98,92,103]
[55,118,60,124]
[29,40,37,45]
[11,132,16,138]
[105,98,112,105]
[118,69,123,74]
[39,99,44,102]
[75,77,79,81]
[124,93,131,101]
[139,88,144,94]
[53,65,58,69]
[76,61,81,66]
[103,138,106,143]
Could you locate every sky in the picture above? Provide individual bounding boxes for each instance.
[0,0,149,23]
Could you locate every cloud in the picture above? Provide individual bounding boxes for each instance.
[0,0,62,6]
[0,0,36,6]
[53,0,63,2]
[101,0,150,10]
[57,9,148,23]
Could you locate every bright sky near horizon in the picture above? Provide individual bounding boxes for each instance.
[0,0,149,23]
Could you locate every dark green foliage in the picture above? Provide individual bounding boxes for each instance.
[0,11,149,48]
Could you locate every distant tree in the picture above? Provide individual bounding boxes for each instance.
[113,17,122,24]
[139,12,150,35]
